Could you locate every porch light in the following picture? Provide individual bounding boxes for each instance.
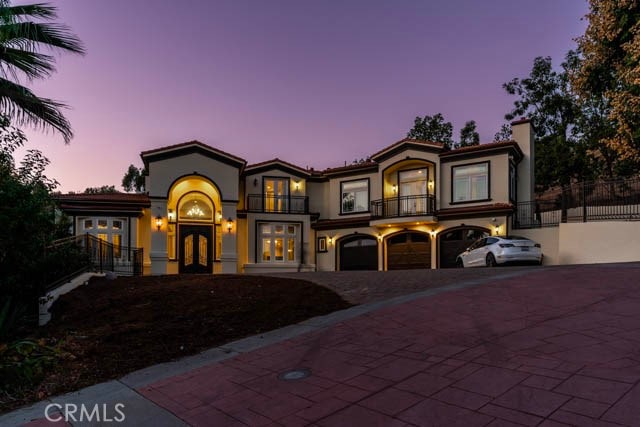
[155,216,163,231]
[428,180,434,189]
[377,233,383,242]
[494,225,501,235]
[430,229,437,238]
[294,181,300,190]
[167,209,176,224]
[392,184,397,194]
[226,217,233,233]
[328,236,333,245]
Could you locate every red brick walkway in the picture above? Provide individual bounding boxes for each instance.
[139,264,640,426]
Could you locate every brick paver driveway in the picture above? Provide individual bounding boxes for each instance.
[139,263,640,426]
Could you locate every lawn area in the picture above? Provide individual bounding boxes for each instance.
[0,274,351,413]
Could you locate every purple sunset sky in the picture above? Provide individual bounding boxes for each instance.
[21,0,588,192]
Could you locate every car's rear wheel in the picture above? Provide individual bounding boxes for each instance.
[486,253,497,267]
[455,258,464,268]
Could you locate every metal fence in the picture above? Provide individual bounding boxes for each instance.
[43,234,143,292]
[513,177,640,229]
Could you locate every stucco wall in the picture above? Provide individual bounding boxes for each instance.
[558,222,640,265]
[147,152,240,201]
[512,227,560,266]
[440,153,510,208]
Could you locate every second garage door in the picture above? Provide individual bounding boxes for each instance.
[387,232,431,270]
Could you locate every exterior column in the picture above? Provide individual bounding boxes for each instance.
[150,199,168,275]
[221,201,238,273]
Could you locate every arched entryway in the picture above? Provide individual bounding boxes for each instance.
[386,231,431,270]
[338,234,378,271]
[438,226,489,268]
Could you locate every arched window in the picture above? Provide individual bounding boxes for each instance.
[178,192,213,222]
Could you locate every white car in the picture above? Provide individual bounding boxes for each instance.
[456,236,543,268]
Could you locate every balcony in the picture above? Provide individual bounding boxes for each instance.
[370,194,436,224]
[246,194,309,214]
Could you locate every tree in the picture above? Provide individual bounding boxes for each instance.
[407,113,454,149]
[83,185,118,194]
[122,164,146,192]
[458,120,480,147]
[493,124,512,142]
[0,115,67,337]
[0,1,85,143]
[572,0,640,163]
[502,55,593,190]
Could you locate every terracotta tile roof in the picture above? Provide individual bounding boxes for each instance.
[312,216,372,230]
[436,203,514,217]
[245,158,310,175]
[140,140,246,164]
[370,138,445,160]
[55,193,150,203]
[440,140,523,158]
[322,161,378,175]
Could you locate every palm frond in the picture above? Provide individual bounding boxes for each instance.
[0,22,85,55]
[0,47,54,80]
[2,3,57,20]
[0,78,73,143]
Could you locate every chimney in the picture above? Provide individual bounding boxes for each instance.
[511,118,535,202]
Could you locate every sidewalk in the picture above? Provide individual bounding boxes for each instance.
[5,263,640,426]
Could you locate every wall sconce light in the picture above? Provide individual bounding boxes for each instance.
[155,216,163,231]
[494,225,501,235]
[216,211,222,222]
[253,178,258,187]
[327,236,333,245]
[392,184,398,194]
[430,229,437,238]
[377,233,383,242]
[167,209,176,224]
[226,217,233,233]
[294,181,300,191]
[428,180,434,189]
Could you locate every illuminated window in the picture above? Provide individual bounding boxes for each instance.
[259,223,298,263]
[113,234,121,258]
[83,219,93,229]
[178,193,213,221]
[341,180,368,213]
[112,220,122,230]
[453,162,489,202]
[98,220,108,229]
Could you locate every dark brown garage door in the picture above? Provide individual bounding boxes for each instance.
[387,232,431,270]
[339,235,378,270]
[439,227,489,268]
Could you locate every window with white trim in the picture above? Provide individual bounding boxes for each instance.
[452,162,489,202]
[259,223,299,263]
[79,217,127,259]
[341,179,368,213]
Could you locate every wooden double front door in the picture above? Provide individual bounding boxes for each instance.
[179,225,213,273]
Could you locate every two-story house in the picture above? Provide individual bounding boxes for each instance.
[56,118,534,274]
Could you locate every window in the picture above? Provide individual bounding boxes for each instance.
[97,219,108,229]
[452,162,489,202]
[113,234,122,258]
[80,217,127,259]
[399,168,427,197]
[259,223,299,263]
[112,220,122,230]
[317,236,327,253]
[264,178,289,212]
[341,179,369,213]
[83,219,93,229]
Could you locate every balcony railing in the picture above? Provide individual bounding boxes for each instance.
[371,194,436,219]
[246,194,309,214]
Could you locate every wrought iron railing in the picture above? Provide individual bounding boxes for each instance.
[43,234,144,292]
[371,194,436,219]
[513,176,640,229]
[246,194,309,214]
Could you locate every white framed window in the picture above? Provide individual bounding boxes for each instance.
[259,223,299,263]
[452,162,489,202]
[79,217,128,259]
[341,179,369,214]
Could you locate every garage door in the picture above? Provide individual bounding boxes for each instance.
[339,235,378,270]
[439,227,489,268]
[387,232,431,270]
